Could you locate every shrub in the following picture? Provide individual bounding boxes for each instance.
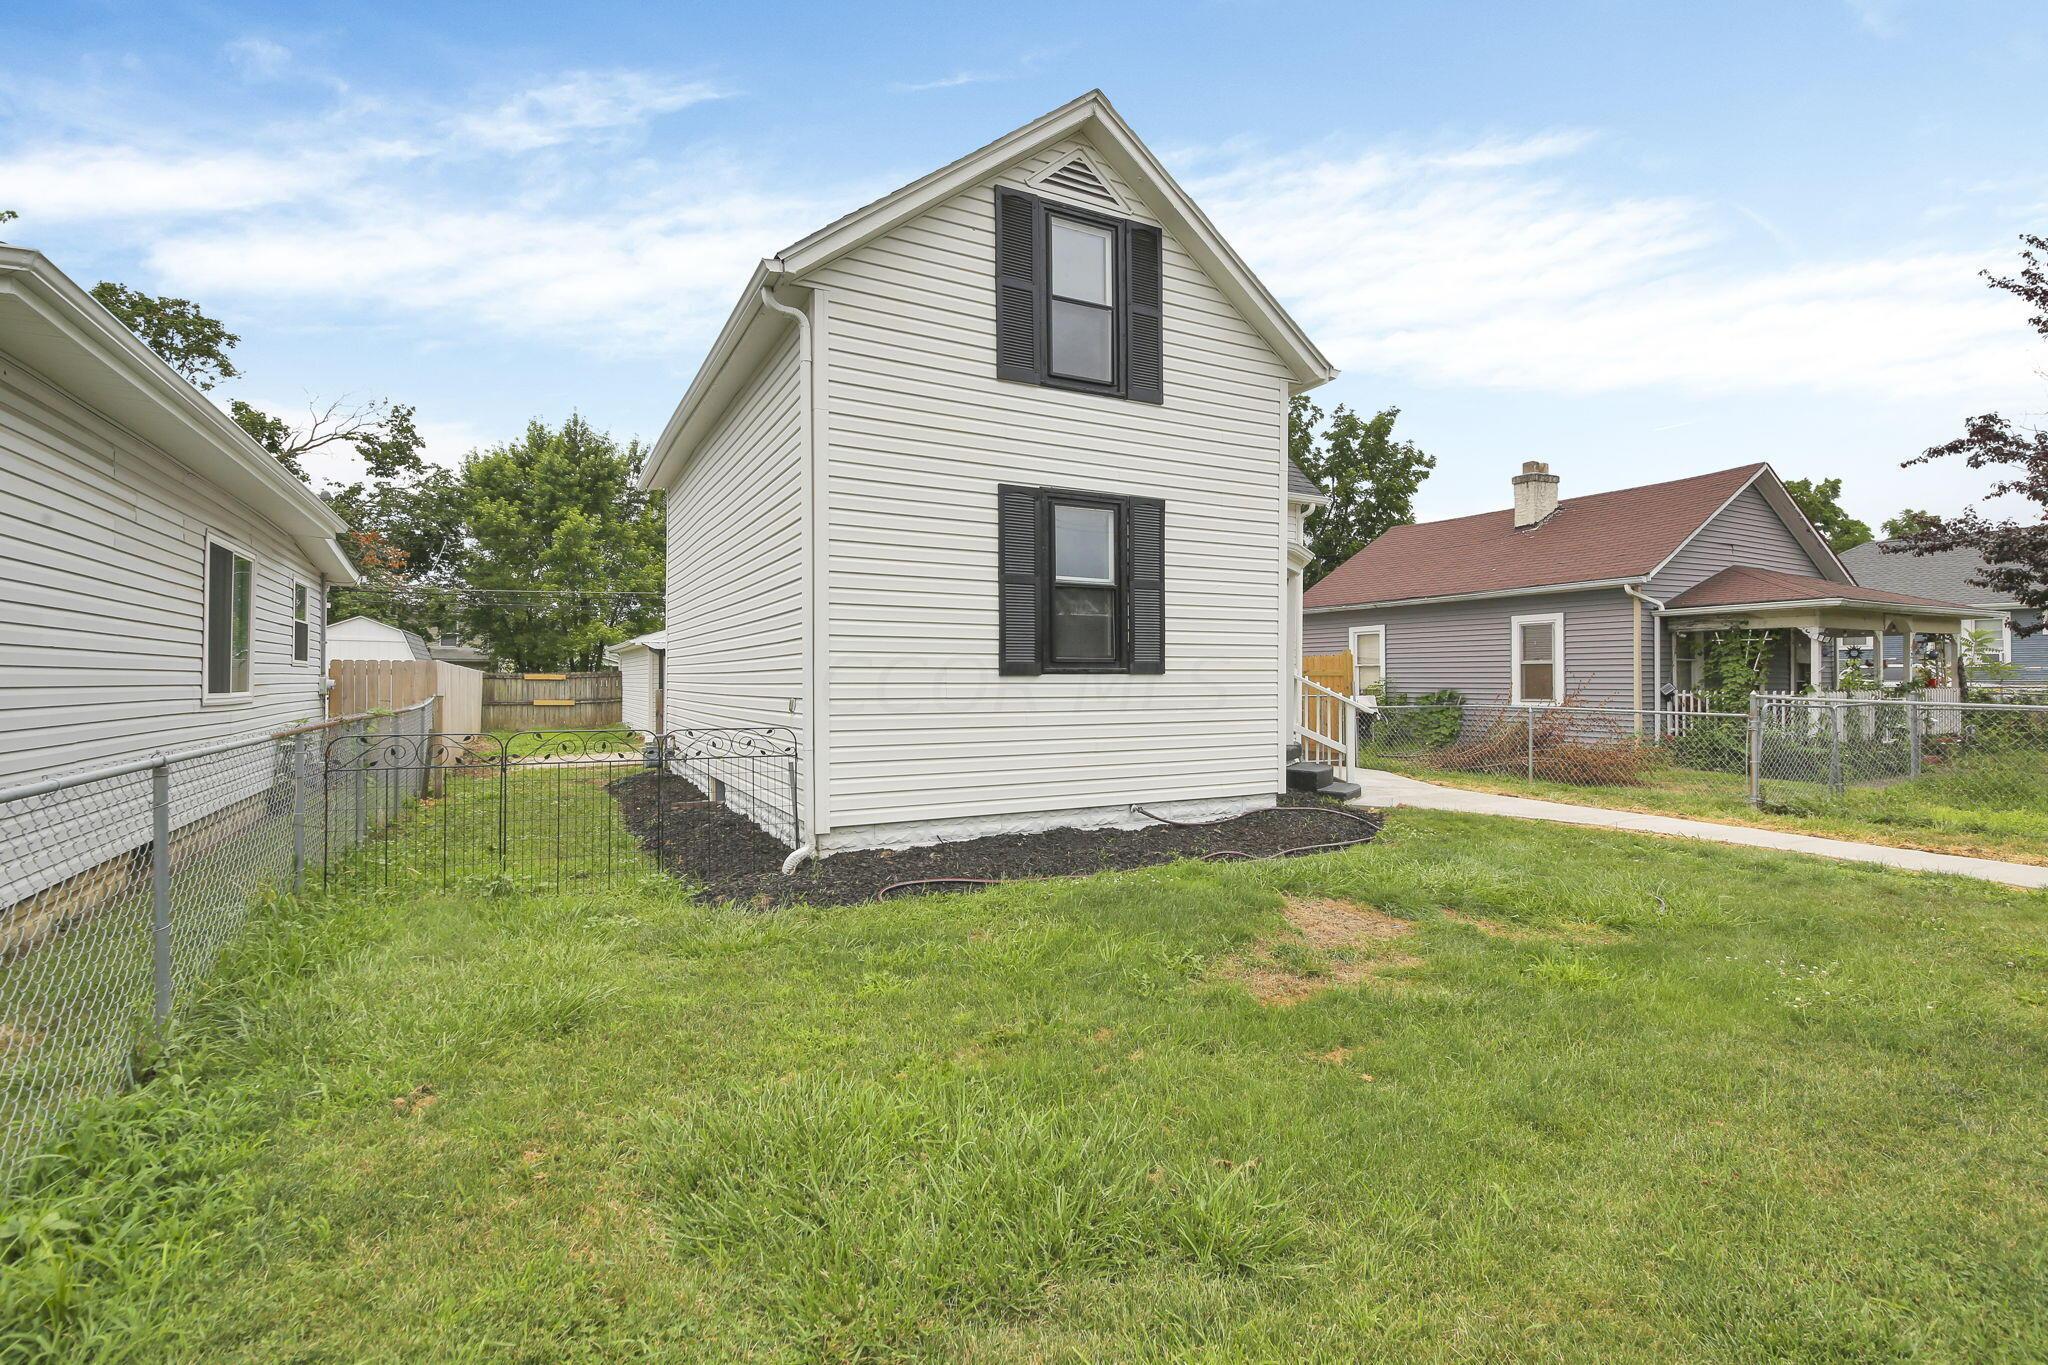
[1374,689,1463,749]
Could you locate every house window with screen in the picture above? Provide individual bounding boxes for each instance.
[1051,499,1120,665]
[206,541,254,696]
[292,583,310,663]
[1349,626,1385,696]
[1511,612,1564,705]
[996,484,1166,677]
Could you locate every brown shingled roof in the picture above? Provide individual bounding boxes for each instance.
[1304,464,1768,610]
[1663,566,1972,613]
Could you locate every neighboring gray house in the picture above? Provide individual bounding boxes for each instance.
[1303,461,1978,714]
[1840,539,2047,684]
[427,627,492,669]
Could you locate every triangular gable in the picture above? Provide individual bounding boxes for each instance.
[773,90,1333,391]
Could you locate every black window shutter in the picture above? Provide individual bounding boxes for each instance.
[1127,496,1166,673]
[994,188,1044,385]
[997,484,1044,675]
[1125,224,1164,404]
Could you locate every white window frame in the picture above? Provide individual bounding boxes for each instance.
[202,534,258,705]
[1961,615,2013,664]
[1510,611,1565,706]
[291,580,313,665]
[1348,624,1387,698]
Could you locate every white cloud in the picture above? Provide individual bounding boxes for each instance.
[1845,0,1906,37]
[225,37,291,81]
[891,71,997,93]
[1192,133,2034,401]
[455,72,728,153]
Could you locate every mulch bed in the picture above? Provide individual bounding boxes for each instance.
[609,772,1381,908]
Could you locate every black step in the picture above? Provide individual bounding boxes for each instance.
[1286,760,1331,792]
[1317,779,1362,801]
[1285,741,1303,764]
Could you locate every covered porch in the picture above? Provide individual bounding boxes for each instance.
[1655,567,1977,708]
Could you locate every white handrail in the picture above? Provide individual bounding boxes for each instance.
[1295,672,1371,777]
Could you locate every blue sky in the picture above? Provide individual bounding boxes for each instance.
[5,0,2044,528]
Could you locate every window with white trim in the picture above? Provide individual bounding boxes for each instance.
[1349,625,1386,696]
[205,540,255,697]
[1961,616,2012,664]
[1511,612,1564,705]
[292,583,311,664]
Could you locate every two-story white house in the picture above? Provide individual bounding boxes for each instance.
[642,91,1336,859]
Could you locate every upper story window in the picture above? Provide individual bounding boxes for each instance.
[292,583,311,664]
[205,539,254,698]
[994,187,1163,404]
[438,628,463,649]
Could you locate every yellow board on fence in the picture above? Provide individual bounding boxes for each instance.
[533,698,577,707]
[523,673,568,681]
[1302,651,1353,696]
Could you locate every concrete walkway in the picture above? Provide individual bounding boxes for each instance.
[1350,769,2048,891]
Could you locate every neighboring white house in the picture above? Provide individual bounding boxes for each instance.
[603,630,665,733]
[328,615,433,662]
[0,247,359,789]
[641,91,1336,856]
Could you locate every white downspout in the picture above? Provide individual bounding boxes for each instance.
[759,284,819,876]
[1624,584,1666,737]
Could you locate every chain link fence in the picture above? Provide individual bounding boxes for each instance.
[0,701,435,1184]
[1358,694,2048,816]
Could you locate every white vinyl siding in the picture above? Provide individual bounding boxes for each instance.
[617,647,661,734]
[663,331,807,819]
[807,136,1291,840]
[0,354,330,788]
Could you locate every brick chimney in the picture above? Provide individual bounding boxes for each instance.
[1512,461,1560,528]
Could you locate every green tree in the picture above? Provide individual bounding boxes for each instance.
[87,282,242,390]
[1901,233,2048,632]
[1289,396,1437,586]
[1782,476,1874,553]
[315,407,468,635]
[1881,508,1938,540]
[458,415,664,670]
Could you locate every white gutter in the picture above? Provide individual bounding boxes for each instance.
[1305,575,1644,614]
[757,284,821,876]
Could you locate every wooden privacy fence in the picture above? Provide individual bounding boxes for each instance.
[482,671,622,731]
[328,660,484,733]
[1298,651,1358,767]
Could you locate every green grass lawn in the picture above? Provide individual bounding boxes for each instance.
[489,726,642,757]
[1366,749,2048,866]
[5,780,2047,1361]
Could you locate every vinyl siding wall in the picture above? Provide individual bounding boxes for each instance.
[617,647,659,733]
[1304,588,1639,710]
[661,332,807,825]
[0,353,329,789]
[2013,611,2048,682]
[806,136,1291,842]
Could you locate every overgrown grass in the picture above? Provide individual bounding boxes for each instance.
[1369,749,2048,864]
[3,782,2046,1360]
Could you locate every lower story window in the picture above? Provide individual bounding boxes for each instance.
[206,541,254,696]
[1961,617,2011,664]
[1051,500,1120,666]
[293,583,311,664]
[1350,625,1385,696]
[1511,612,1564,705]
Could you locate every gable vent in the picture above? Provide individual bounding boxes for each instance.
[1035,154,1121,209]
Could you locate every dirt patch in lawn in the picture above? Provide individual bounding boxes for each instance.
[1223,895,1421,1006]
[1440,909,1618,944]
[610,773,1380,908]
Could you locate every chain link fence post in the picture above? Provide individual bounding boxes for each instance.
[1828,700,1845,797]
[1746,693,1763,807]
[1906,698,1922,778]
[1525,706,1536,781]
[149,755,173,1034]
[290,732,308,894]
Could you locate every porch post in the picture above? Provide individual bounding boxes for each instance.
[1808,624,1824,693]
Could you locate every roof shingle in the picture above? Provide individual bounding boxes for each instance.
[1839,539,2013,606]
[1663,566,1971,613]
[1303,464,1767,609]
